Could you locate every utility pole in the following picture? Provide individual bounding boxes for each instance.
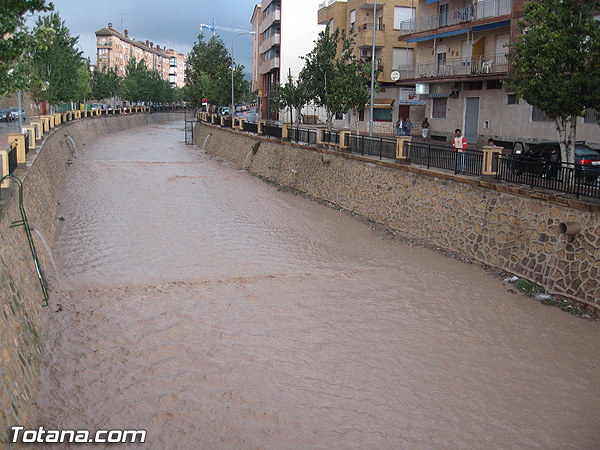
[369,0,377,138]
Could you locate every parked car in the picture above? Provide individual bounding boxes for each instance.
[0,108,12,122]
[515,142,600,182]
[9,107,26,120]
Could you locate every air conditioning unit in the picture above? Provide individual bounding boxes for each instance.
[360,49,372,58]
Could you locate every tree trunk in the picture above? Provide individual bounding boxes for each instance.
[567,116,577,165]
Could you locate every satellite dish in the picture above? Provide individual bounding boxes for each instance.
[390,71,400,82]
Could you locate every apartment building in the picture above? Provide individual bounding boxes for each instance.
[251,4,265,116]
[252,0,326,121]
[395,0,599,147]
[96,24,187,89]
[318,0,422,134]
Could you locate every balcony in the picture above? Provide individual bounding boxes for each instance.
[259,33,281,54]
[97,40,112,49]
[397,53,509,80]
[318,0,347,11]
[259,9,281,34]
[259,57,280,75]
[355,23,386,48]
[399,0,511,35]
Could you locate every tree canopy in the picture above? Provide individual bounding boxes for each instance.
[300,26,377,129]
[185,34,250,107]
[507,0,600,164]
[91,67,121,102]
[121,58,174,104]
[0,0,54,95]
[28,12,90,104]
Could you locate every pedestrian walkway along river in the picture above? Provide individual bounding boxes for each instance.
[35,122,600,450]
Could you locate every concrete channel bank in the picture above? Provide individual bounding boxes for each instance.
[0,112,183,444]
[194,122,600,309]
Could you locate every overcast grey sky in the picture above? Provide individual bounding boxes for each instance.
[29,0,257,74]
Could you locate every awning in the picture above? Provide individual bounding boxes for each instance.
[371,98,394,109]
[407,28,468,43]
[426,93,451,99]
[426,0,441,3]
[472,19,511,32]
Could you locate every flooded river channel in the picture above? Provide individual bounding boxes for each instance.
[35,122,600,449]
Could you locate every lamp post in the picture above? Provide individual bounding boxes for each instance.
[369,0,377,138]
[231,31,255,118]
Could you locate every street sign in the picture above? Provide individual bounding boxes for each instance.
[390,71,400,82]
[258,89,263,97]
[202,98,208,105]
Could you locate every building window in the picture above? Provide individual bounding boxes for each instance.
[464,81,483,90]
[432,98,447,118]
[584,109,597,124]
[394,6,416,30]
[373,108,392,122]
[532,105,553,122]
[335,112,344,120]
[350,10,356,32]
[486,79,502,89]
[506,94,518,105]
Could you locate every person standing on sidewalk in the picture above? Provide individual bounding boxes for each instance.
[453,128,467,173]
[404,118,413,136]
[396,117,404,136]
[422,119,430,140]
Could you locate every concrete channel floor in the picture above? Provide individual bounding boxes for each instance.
[34,121,600,450]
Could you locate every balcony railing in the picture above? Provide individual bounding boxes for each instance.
[397,53,509,79]
[399,0,511,35]
[319,0,347,10]
[357,23,385,32]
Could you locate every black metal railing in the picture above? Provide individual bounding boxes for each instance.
[244,122,258,134]
[407,142,483,176]
[349,134,396,160]
[8,143,18,174]
[495,154,600,199]
[290,127,317,145]
[264,124,283,138]
[322,130,340,145]
[24,132,30,155]
[223,118,233,128]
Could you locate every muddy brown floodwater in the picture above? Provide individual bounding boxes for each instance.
[35,122,600,450]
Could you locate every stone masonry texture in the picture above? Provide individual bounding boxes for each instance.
[0,112,183,448]
[194,123,600,309]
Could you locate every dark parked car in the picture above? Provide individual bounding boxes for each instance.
[0,108,12,122]
[515,142,600,181]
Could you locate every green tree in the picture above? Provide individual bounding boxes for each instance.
[507,0,600,164]
[185,34,247,108]
[121,58,174,105]
[91,67,121,103]
[0,0,54,95]
[28,12,90,105]
[273,73,310,125]
[301,25,377,130]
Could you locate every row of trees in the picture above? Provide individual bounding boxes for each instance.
[1,1,181,109]
[185,34,251,108]
[274,26,377,131]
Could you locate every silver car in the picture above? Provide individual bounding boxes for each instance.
[9,108,26,120]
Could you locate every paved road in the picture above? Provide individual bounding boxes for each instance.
[35,121,600,450]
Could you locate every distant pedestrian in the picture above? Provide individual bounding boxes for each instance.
[404,118,412,136]
[396,117,404,136]
[453,128,467,173]
[422,119,430,140]
[487,138,495,147]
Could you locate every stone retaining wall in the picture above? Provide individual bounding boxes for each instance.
[194,123,600,309]
[0,112,183,446]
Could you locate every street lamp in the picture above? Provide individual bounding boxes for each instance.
[231,31,255,119]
